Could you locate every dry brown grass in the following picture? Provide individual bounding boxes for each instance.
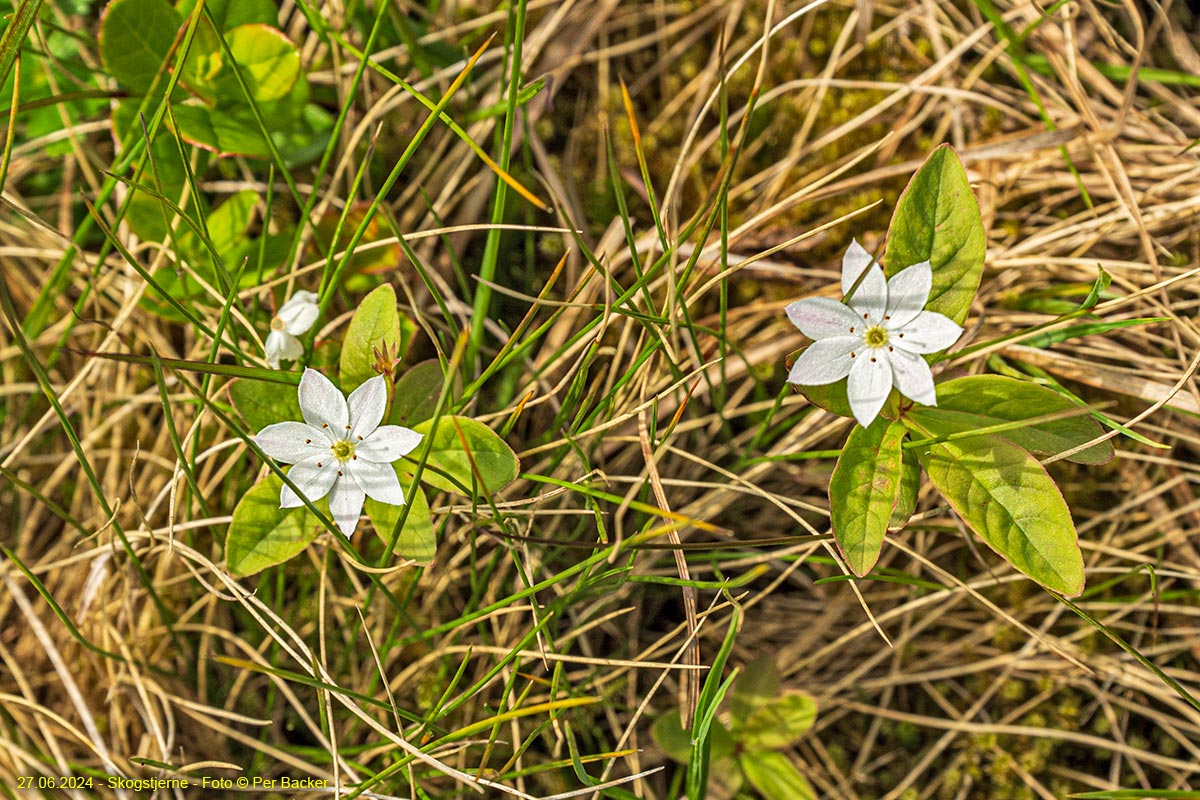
[2,0,1200,798]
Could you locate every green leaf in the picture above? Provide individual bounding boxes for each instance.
[228,377,301,432]
[172,59,307,158]
[830,418,908,577]
[177,0,277,31]
[100,0,183,93]
[272,101,334,168]
[180,22,299,104]
[174,189,257,263]
[215,24,300,103]
[651,710,692,764]
[912,429,1085,596]
[172,102,271,157]
[207,190,258,254]
[226,475,320,576]
[730,656,779,728]
[889,447,920,529]
[365,476,435,564]
[919,375,1113,465]
[740,751,815,800]
[390,359,457,427]
[885,144,986,325]
[794,377,853,418]
[411,416,519,496]
[340,283,400,392]
[1005,361,1168,449]
[740,692,818,751]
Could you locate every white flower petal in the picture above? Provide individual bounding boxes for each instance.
[264,330,303,369]
[884,261,932,329]
[787,337,858,386]
[846,260,887,325]
[280,457,338,508]
[841,239,875,297]
[348,460,406,506]
[785,297,861,340]
[328,478,366,537]
[357,425,423,462]
[264,331,284,369]
[278,293,319,335]
[256,421,329,463]
[888,347,937,405]
[347,376,387,440]
[892,311,963,354]
[279,290,318,311]
[847,351,893,428]
[299,368,349,432]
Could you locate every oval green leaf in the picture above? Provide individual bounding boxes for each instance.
[226,475,320,576]
[912,429,1085,596]
[391,359,457,427]
[740,750,815,800]
[99,0,183,93]
[173,189,257,263]
[340,283,400,392]
[730,656,779,728]
[830,418,908,577]
[411,416,519,496]
[181,22,300,105]
[795,379,853,418]
[365,478,435,565]
[216,24,300,103]
[177,0,277,31]
[651,710,692,764]
[924,375,1113,465]
[890,447,920,529]
[172,103,271,157]
[885,144,985,325]
[651,710,735,765]
[740,691,818,751]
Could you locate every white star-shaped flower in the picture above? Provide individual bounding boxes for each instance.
[255,369,422,536]
[786,240,963,428]
[265,290,319,368]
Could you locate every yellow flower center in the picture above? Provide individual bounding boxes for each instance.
[863,326,889,348]
[270,316,287,332]
[331,439,356,462]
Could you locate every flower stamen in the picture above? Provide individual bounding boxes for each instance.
[331,439,356,462]
[863,326,889,348]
